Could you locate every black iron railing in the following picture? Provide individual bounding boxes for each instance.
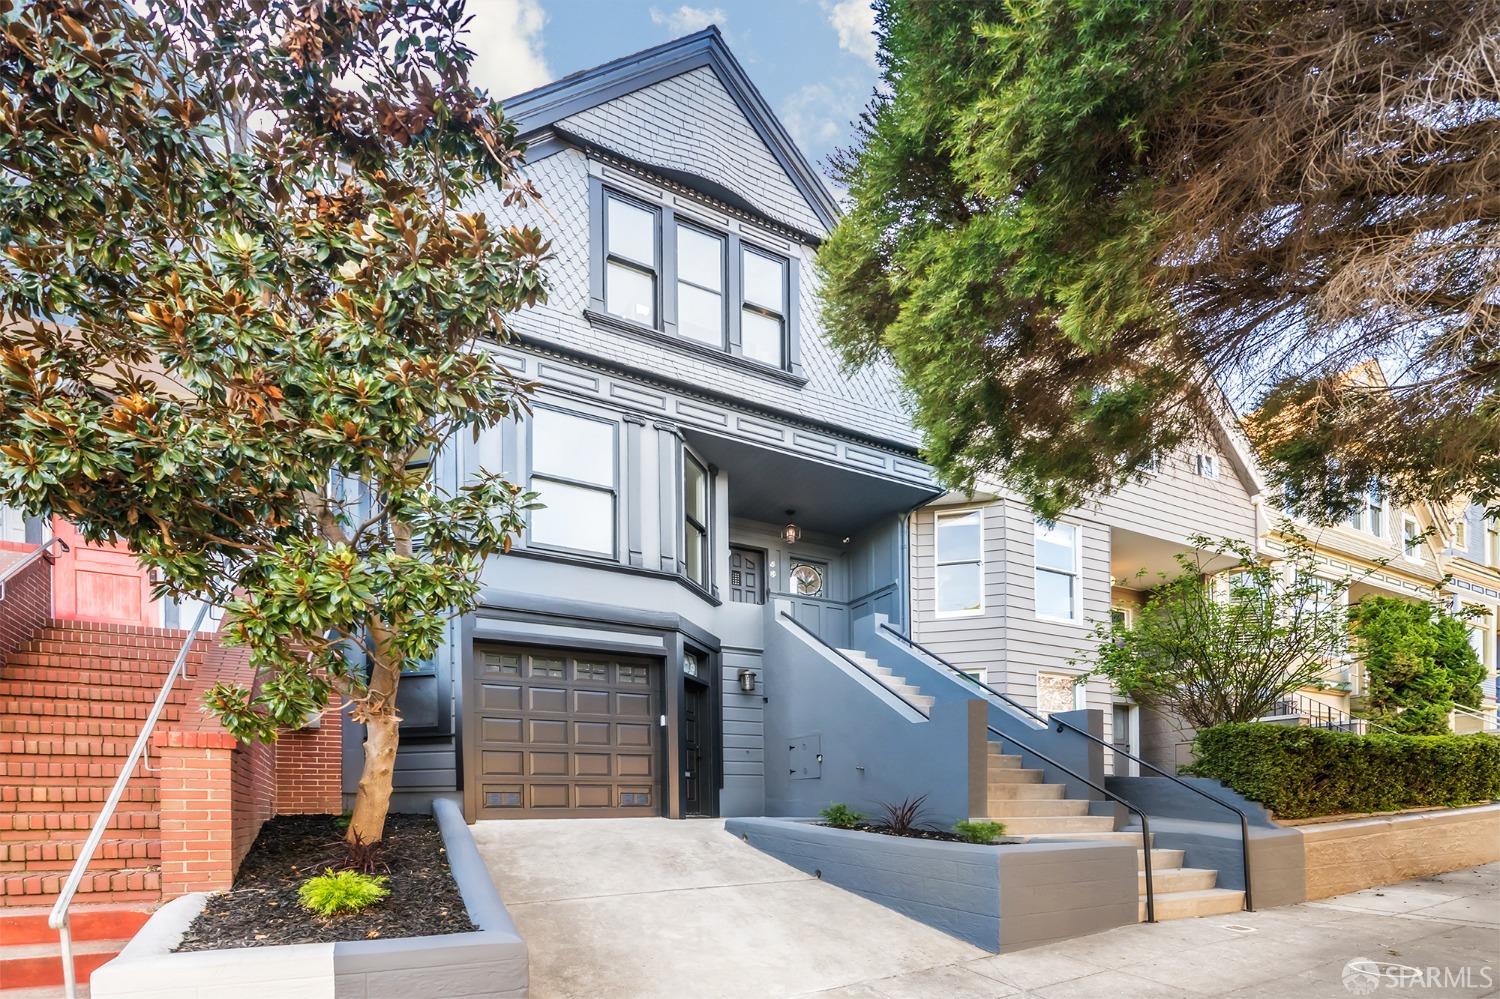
[878,622,1251,914]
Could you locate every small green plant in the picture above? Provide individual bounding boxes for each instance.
[819,803,864,829]
[953,820,1005,844]
[298,869,390,918]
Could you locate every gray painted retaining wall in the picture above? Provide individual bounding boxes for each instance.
[726,818,1138,952]
[92,799,528,999]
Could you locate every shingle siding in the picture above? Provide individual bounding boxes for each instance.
[486,146,919,449]
[558,65,828,236]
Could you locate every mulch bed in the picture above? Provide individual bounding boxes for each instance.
[819,822,1018,845]
[175,813,477,951]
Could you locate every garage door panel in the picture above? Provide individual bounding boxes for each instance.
[575,753,611,776]
[574,688,611,714]
[528,686,568,712]
[482,750,524,776]
[480,683,521,711]
[529,719,569,743]
[616,691,652,717]
[617,722,652,746]
[473,644,662,818]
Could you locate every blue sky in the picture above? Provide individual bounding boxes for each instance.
[463,1,881,178]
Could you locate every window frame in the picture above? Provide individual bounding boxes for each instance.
[601,189,662,329]
[1346,486,1384,537]
[673,218,728,350]
[1194,453,1219,479]
[682,447,712,591]
[588,177,804,380]
[1034,518,1083,623]
[737,242,791,370]
[934,508,985,618]
[1402,515,1424,560]
[525,403,621,562]
[1487,519,1500,567]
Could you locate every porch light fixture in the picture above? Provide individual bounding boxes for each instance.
[781,510,801,545]
[737,669,757,693]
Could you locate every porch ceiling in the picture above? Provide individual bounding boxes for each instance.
[682,429,938,537]
[1111,528,1242,589]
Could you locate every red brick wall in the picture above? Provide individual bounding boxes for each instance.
[0,551,52,666]
[275,700,344,815]
[154,729,238,897]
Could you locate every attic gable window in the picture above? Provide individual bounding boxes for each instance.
[588,177,803,382]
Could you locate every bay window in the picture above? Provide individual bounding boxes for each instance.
[935,509,982,615]
[528,407,618,558]
[1035,519,1080,621]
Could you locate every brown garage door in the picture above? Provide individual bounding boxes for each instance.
[472,644,661,817]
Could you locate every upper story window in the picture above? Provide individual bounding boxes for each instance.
[1403,515,1423,559]
[683,450,710,588]
[528,407,618,559]
[590,179,802,379]
[604,193,659,327]
[1034,519,1080,622]
[1194,454,1218,479]
[1454,518,1469,550]
[1346,486,1383,536]
[1487,519,1499,567]
[934,509,983,616]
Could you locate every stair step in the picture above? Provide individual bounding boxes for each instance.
[0,937,127,989]
[0,785,156,813]
[0,700,185,723]
[0,682,189,705]
[985,753,1024,767]
[977,798,1090,817]
[1139,848,1185,871]
[0,666,183,690]
[987,769,1044,784]
[0,812,160,834]
[971,814,1116,834]
[1018,830,1153,845]
[0,718,151,740]
[0,904,153,946]
[1139,866,1219,893]
[0,738,144,758]
[1140,888,1244,921]
[986,782,1066,800]
[0,869,160,905]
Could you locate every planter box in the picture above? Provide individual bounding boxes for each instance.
[91,799,527,999]
[726,817,1137,952]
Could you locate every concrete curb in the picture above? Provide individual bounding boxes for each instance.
[90,803,528,999]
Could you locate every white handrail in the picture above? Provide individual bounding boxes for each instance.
[0,536,69,601]
[48,602,210,999]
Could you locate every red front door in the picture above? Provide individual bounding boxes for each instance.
[49,518,158,627]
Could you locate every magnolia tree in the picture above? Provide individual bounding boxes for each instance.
[0,0,549,844]
[1080,531,1356,729]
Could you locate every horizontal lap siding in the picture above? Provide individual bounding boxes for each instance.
[1088,439,1256,546]
[911,506,1007,676]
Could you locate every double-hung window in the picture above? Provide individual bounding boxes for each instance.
[1035,519,1080,621]
[683,451,710,588]
[1194,454,1218,479]
[1403,515,1423,559]
[604,193,659,327]
[740,246,788,368]
[934,510,982,615]
[676,223,725,347]
[1347,486,1383,536]
[528,407,618,558]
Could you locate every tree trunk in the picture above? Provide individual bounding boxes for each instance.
[347,707,399,845]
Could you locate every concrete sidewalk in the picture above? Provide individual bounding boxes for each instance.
[472,818,1499,999]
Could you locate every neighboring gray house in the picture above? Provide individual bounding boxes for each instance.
[346,28,942,820]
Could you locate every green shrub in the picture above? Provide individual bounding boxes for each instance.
[953,820,1005,844]
[1185,723,1500,819]
[298,869,390,917]
[819,803,864,829]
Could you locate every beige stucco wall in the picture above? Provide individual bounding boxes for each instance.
[1293,803,1500,900]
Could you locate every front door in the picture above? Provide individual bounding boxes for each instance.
[729,546,764,604]
[1111,703,1139,776]
[683,677,710,815]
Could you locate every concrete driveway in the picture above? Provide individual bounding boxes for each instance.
[473,819,1499,999]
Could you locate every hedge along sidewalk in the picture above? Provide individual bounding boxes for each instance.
[1184,723,1500,820]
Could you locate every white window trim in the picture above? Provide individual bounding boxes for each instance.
[934,507,985,618]
[1034,518,1083,624]
[1195,453,1218,479]
[1402,515,1424,561]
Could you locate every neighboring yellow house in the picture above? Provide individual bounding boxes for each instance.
[1440,502,1500,732]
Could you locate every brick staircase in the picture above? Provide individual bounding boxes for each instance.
[0,619,206,991]
[972,743,1244,921]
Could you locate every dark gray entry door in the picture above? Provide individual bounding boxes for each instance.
[472,645,660,818]
[729,546,764,604]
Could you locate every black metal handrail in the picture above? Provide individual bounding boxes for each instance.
[1047,714,1254,911]
[982,720,1158,923]
[779,612,930,718]
[1271,692,1364,732]
[875,624,1156,920]
[877,623,1047,728]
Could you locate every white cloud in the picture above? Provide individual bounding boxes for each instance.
[824,0,877,67]
[780,82,848,160]
[465,0,552,100]
[648,5,725,37]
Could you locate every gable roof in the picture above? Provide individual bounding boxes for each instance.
[502,26,841,236]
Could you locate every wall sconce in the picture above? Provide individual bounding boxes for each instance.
[737,669,757,693]
[781,509,801,545]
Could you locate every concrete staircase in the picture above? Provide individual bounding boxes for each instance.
[836,649,935,711]
[972,743,1244,921]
